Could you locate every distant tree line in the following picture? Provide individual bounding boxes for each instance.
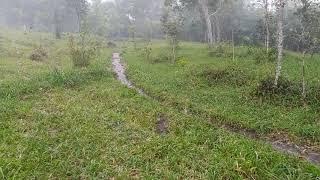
[0,0,319,54]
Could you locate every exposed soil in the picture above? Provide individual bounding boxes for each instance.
[155,113,169,135]
[111,52,320,166]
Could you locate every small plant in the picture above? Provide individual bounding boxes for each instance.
[143,43,152,62]
[68,33,99,68]
[176,56,189,67]
[29,46,48,61]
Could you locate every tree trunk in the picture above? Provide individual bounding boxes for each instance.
[199,0,214,47]
[215,16,221,43]
[54,10,61,39]
[274,0,285,87]
[302,51,306,102]
[264,0,270,53]
[172,39,176,64]
[232,29,235,61]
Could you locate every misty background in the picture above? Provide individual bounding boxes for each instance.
[0,0,319,52]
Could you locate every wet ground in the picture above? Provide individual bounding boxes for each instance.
[112,53,145,95]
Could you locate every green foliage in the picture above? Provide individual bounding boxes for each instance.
[107,41,117,48]
[253,48,277,63]
[124,41,320,144]
[176,56,189,67]
[255,76,320,107]
[143,43,152,62]
[1,29,320,178]
[68,33,100,68]
[199,67,249,87]
[151,50,171,64]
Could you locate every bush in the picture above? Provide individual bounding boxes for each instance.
[253,77,319,107]
[107,41,117,48]
[256,77,300,97]
[200,67,249,86]
[151,50,171,64]
[143,44,152,61]
[176,56,189,67]
[254,48,277,63]
[29,46,48,61]
[68,34,99,68]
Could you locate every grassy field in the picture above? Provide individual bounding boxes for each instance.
[0,29,320,178]
[124,41,320,146]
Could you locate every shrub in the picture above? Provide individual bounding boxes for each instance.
[176,56,189,67]
[254,48,277,63]
[200,67,249,86]
[255,77,320,107]
[107,41,117,48]
[256,77,300,97]
[151,50,171,64]
[29,46,48,61]
[143,44,152,61]
[68,34,99,68]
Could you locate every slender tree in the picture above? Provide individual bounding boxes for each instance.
[274,0,286,86]
[199,0,214,46]
[264,0,270,52]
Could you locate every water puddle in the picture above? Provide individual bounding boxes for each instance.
[272,141,320,165]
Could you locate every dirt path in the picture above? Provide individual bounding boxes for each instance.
[111,52,320,166]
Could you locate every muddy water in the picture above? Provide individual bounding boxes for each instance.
[272,141,320,165]
[112,53,145,95]
[111,52,320,166]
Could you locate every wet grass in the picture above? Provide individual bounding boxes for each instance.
[0,30,320,178]
[124,41,320,146]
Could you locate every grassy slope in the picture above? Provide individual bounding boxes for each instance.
[124,42,320,146]
[0,31,320,178]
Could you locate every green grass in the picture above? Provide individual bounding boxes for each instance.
[0,30,320,178]
[124,41,320,145]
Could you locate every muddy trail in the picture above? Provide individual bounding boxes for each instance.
[111,53,320,166]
